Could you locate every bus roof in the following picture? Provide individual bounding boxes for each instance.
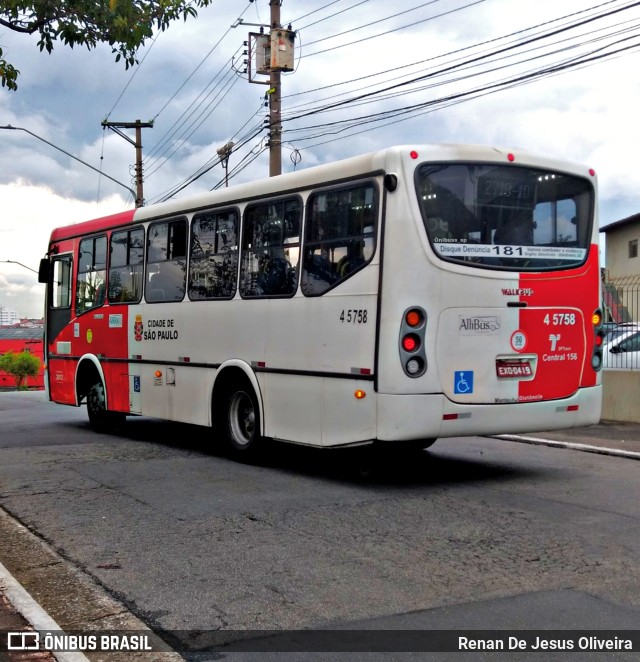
[46,144,595,243]
[49,209,136,243]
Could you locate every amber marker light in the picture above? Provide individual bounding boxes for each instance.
[155,370,163,378]
[592,311,602,326]
[354,389,366,399]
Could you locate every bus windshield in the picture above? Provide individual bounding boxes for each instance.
[415,163,594,270]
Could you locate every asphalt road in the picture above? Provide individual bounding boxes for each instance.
[1,391,640,661]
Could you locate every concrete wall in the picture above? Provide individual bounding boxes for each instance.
[602,371,640,423]
[605,223,640,279]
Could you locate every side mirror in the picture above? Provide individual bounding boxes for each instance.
[37,258,49,284]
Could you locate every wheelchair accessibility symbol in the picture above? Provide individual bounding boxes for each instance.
[454,370,474,394]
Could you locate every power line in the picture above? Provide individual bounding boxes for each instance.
[104,34,161,122]
[283,0,631,109]
[285,36,640,148]
[144,64,242,178]
[288,0,350,25]
[147,107,266,203]
[144,0,640,201]
[294,0,373,31]
[299,0,486,59]
[286,15,640,118]
[149,1,255,123]
[281,0,640,124]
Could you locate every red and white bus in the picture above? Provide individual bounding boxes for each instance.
[38,144,604,456]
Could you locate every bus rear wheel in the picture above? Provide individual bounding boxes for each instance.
[224,380,262,458]
[86,380,124,433]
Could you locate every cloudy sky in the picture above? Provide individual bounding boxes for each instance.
[1,0,639,317]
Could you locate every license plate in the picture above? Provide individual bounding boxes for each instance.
[496,360,532,378]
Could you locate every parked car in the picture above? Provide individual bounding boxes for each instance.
[602,326,640,370]
[602,322,640,344]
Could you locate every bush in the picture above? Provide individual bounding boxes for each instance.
[0,351,41,390]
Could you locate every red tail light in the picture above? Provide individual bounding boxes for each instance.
[402,334,420,352]
[399,307,427,378]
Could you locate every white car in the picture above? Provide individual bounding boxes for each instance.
[602,322,640,344]
[602,325,640,370]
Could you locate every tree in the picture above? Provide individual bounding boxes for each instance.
[0,0,214,90]
[0,350,41,389]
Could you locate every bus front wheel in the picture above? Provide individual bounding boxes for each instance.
[224,381,262,457]
[86,380,125,433]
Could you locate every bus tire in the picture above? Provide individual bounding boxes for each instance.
[86,379,125,434]
[223,379,262,458]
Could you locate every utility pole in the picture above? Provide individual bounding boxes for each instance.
[243,1,295,178]
[101,119,153,207]
[269,0,282,177]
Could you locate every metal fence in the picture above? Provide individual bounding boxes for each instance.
[602,273,640,370]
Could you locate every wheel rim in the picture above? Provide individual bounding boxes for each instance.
[228,390,256,447]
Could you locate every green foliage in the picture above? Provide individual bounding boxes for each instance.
[0,46,19,90]
[0,350,41,389]
[0,0,213,89]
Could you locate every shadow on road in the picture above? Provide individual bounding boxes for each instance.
[63,413,539,489]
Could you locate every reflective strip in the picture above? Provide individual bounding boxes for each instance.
[556,405,579,412]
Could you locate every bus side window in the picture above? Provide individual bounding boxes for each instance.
[109,227,144,303]
[240,198,300,298]
[146,219,187,303]
[301,182,377,296]
[76,235,107,315]
[189,209,239,300]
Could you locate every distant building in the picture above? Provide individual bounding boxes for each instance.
[0,327,44,389]
[600,213,640,279]
[600,214,640,322]
[0,306,19,326]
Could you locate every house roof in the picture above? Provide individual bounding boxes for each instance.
[0,328,43,341]
[600,212,640,233]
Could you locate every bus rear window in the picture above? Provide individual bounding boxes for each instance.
[415,163,594,270]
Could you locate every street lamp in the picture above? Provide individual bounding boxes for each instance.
[0,124,137,201]
[216,141,235,188]
[0,260,39,275]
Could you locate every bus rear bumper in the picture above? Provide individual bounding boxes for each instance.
[376,386,603,441]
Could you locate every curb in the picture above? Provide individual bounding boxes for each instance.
[0,560,90,662]
[494,434,640,460]
[0,508,184,661]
